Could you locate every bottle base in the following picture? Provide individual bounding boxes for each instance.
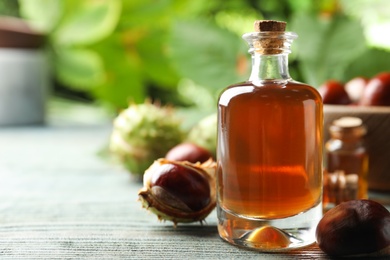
[217,202,323,252]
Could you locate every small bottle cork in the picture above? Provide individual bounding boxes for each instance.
[253,20,286,54]
[254,20,286,32]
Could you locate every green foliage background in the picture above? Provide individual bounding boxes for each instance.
[1,0,390,115]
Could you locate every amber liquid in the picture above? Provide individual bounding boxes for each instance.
[217,81,323,219]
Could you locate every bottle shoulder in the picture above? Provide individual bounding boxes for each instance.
[219,80,322,104]
[223,80,318,92]
[326,139,366,152]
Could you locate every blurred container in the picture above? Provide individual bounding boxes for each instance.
[323,117,369,210]
[324,105,390,192]
[0,16,48,126]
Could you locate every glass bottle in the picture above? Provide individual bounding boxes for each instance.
[323,117,368,210]
[216,20,323,251]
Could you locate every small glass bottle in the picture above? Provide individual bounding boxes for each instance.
[216,20,323,251]
[323,117,368,210]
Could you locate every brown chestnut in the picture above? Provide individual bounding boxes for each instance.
[138,159,216,225]
[345,76,368,103]
[359,72,390,106]
[318,80,351,105]
[150,162,210,211]
[316,199,390,257]
[165,142,212,163]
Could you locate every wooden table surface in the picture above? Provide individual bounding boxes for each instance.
[0,122,386,259]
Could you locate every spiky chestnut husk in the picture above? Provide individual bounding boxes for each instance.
[109,102,185,177]
[186,113,217,158]
[138,158,216,226]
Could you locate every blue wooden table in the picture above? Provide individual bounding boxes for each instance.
[0,120,386,259]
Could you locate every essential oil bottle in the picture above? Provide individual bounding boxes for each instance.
[216,20,323,251]
[323,117,368,210]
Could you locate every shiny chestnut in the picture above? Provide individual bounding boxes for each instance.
[165,142,213,163]
[359,72,390,106]
[345,76,368,103]
[316,199,390,257]
[318,79,351,105]
[150,163,210,211]
[138,159,216,225]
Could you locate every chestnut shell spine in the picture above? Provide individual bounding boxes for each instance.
[138,159,216,226]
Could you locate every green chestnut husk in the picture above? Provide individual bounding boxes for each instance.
[109,102,185,177]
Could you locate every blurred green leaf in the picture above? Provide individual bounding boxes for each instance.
[0,0,20,17]
[118,0,172,27]
[17,0,390,111]
[340,0,390,50]
[339,0,390,23]
[19,0,63,33]
[93,34,146,107]
[55,48,105,90]
[287,0,312,13]
[291,14,366,87]
[53,0,121,46]
[215,10,261,36]
[344,48,390,80]
[169,19,248,91]
[136,30,180,89]
[94,67,145,109]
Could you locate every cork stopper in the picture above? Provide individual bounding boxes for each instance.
[330,117,367,138]
[254,20,286,32]
[333,117,363,128]
[253,20,287,54]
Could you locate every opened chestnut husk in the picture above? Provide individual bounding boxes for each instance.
[138,158,216,226]
[316,199,390,257]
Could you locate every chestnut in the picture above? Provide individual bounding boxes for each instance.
[138,159,216,226]
[318,79,351,105]
[359,72,390,106]
[150,163,210,211]
[316,199,390,257]
[345,76,368,103]
[165,142,213,163]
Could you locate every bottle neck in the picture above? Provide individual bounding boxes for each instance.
[329,122,366,143]
[242,31,296,85]
[249,53,290,84]
[330,133,364,143]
